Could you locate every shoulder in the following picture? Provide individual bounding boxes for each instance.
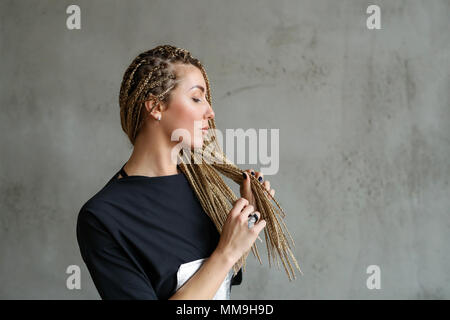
[76,173,123,232]
[76,193,122,253]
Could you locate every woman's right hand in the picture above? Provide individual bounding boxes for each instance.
[215,197,266,264]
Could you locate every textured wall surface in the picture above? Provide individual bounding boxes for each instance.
[0,0,449,299]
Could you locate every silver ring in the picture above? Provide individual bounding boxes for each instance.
[248,213,258,229]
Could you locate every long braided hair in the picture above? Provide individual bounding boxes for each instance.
[119,44,303,281]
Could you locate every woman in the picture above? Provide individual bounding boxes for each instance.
[76,45,301,300]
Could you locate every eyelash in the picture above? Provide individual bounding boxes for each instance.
[192,98,201,103]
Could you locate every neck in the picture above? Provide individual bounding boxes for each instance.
[124,126,180,177]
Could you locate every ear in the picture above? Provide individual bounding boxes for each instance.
[144,99,163,121]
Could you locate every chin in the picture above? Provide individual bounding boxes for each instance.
[191,132,205,149]
[192,139,204,150]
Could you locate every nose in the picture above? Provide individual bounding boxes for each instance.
[205,103,215,120]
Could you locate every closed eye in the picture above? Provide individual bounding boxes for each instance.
[192,97,201,103]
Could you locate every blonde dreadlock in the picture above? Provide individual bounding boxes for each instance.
[119,44,303,281]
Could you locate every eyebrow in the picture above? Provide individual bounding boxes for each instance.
[189,85,205,93]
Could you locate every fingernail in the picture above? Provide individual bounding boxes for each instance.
[242,172,247,179]
[258,176,263,182]
[251,171,255,176]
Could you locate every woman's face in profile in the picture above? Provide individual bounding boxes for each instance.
[160,63,215,150]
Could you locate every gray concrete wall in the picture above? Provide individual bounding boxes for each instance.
[0,0,449,299]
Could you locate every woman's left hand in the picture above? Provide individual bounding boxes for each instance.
[240,168,276,211]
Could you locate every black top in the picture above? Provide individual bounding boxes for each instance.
[76,163,242,300]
